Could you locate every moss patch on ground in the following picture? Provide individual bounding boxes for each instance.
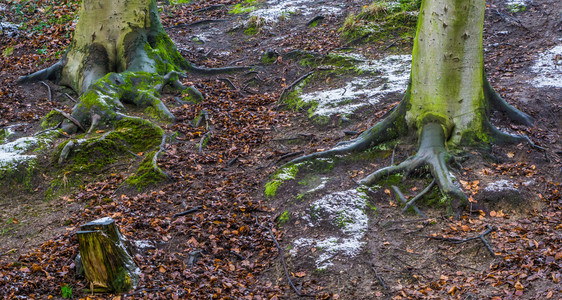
[340,0,420,44]
[126,151,168,188]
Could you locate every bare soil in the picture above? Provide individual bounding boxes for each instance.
[0,0,560,299]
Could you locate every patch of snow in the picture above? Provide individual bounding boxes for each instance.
[306,177,329,193]
[250,0,345,23]
[505,0,526,5]
[301,54,411,116]
[0,137,38,169]
[530,45,562,88]
[484,180,518,192]
[290,188,369,269]
[0,22,20,38]
[87,217,114,225]
[134,240,155,249]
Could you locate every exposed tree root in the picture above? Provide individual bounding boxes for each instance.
[288,99,408,164]
[17,60,64,84]
[484,75,534,126]
[392,185,427,218]
[279,70,543,215]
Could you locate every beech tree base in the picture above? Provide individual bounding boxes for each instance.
[283,77,539,216]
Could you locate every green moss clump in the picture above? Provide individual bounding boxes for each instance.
[507,4,525,13]
[229,0,259,14]
[265,163,303,197]
[40,110,65,129]
[278,210,290,226]
[339,0,420,44]
[126,151,167,188]
[181,86,204,104]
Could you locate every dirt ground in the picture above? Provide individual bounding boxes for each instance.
[0,0,561,299]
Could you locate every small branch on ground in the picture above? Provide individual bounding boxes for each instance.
[217,77,238,90]
[166,19,227,29]
[53,108,86,132]
[370,263,387,290]
[34,122,62,136]
[403,179,435,213]
[279,71,313,102]
[173,206,202,218]
[424,225,496,257]
[256,217,315,298]
[40,81,52,102]
[229,251,246,260]
[193,4,225,13]
[64,92,77,103]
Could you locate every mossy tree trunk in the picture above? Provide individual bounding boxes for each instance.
[18,0,234,133]
[287,0,538,214]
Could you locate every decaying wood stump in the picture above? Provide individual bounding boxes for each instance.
[76,217,139,293]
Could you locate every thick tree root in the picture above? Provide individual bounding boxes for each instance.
[487,121,545,150]
[484,75,534,127]
[360,123,468,214]
[288,100,408,164]
[17,60,64,84]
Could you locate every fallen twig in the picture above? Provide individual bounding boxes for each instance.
[33,121,62,136]
[256,218,314,298]
[279,71,313,102]
[425,225,496,257]
[173,206,202,218]
[166,19,227,29]
[53,108,86,132]
[64,92,77,103]
[193,4,225,13]
[370,263,387,290]
[229,251,246,260]
[217,77,238,90]
[40,81,52,102]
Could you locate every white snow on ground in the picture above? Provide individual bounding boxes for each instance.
[250,0,345,22]
[291,188,369,269]
[306,177,329,194]
[0,137,38,169]
[301,54,411,116]
[530,45,562,88]
[0,22,20,38]
[484,179,518,192]
[505,0,526,5]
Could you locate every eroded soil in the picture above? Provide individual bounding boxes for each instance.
[0,0,560,299]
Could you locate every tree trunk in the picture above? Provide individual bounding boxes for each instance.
[284,0,537,214]
[18,0,193,133]
[407,0,486,146]
[76,217,139,293]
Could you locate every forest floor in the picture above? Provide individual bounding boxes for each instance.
[0,0,560,299]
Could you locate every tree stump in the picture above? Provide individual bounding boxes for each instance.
[76,217,139,293]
